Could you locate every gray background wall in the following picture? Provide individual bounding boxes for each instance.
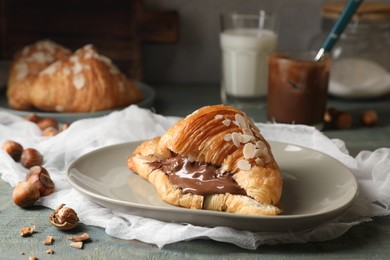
[142,0,324,85]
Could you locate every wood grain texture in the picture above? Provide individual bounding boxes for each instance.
[0,0,178,79]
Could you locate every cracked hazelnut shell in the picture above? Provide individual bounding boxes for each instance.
[27,167,55,197]
[49,204,79,230]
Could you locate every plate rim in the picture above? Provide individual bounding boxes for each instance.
[66,140,359,226]
[0,81,156,122]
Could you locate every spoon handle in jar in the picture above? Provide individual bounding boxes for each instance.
[315,0,364,61]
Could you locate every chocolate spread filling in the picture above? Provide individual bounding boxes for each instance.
[151,155,246,196]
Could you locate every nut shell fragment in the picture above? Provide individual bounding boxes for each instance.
[49,204,79,230]
[70,241,84,249]
[67,233,90,242]
[19,225,36,237]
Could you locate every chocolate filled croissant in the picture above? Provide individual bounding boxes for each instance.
[7,40,143,112]
[128,105,283,216]
[7,40,71,110]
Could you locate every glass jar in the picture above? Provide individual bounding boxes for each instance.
[310,1,390,98]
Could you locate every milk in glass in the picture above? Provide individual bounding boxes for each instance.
[220,28,277,102]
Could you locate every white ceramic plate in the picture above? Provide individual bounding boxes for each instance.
[67,141,358,232]
[0,82,156,123]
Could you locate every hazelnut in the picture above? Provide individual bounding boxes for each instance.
[20,148,43,169]
[59,123,70,132]
[49,204,79,230]
[2,140,24,161]
[361,110,378,127]
[42,127,59,137]
[25,114,40,123]
[37,117,58,131]
[324,108,353,129]
[333,112,353,129]
[27,166,55,197]
[26,165,50,179]
[13,182,40,208]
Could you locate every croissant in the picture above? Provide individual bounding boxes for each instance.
[7,40,71,110]
[128,105,283,216]
[7,41,143,112]
[29,44,143,112]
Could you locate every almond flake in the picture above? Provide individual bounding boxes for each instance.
[15,62,29,80]
[256,141,266,149]
[241,134,252,144]
[63,67,71,75]
[255,158,264,166]
[235,114,248,129]
[73,73,85,90]
[231,132,241,147]
[224,134,232,141]
[242,128,253,136]
[72,60,83,74]
[237,159,251,171]
[254,148,262,157]
[222,119,231,126]
[214,114,223,120]
[243,143,256,159]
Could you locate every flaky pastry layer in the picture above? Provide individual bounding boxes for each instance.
[128,105,283,216]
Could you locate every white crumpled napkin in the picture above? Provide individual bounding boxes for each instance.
[1,106,390,250]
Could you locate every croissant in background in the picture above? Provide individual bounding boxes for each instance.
[128,105,283,216]
[7,40,143,112]
[7,40,71,110]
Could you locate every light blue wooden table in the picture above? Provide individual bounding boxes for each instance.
[1,84,390,259]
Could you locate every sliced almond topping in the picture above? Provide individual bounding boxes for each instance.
[73,73,85,90]
[243,143,256,159]
[224,133,232,141]
[254,148,262,158]
[241,134,252,144]
[237,159,251,171]
[231,132,241,147]
[222,118,231,126]
[15,62,29,80]
[235,114,248,129]
[264,154,271,163]
[251,127,261,136]
[256,141,266,149]
[214,114,223,120]
[63,67,71,75]
[255,158,264,166]
[242,128,253,137]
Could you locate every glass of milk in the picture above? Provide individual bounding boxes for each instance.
[220,11,279,109]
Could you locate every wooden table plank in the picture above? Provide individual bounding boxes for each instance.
[1,84,390,258]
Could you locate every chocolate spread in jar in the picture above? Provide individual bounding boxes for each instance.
[267,51,331,126]
[152,155,246,196]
